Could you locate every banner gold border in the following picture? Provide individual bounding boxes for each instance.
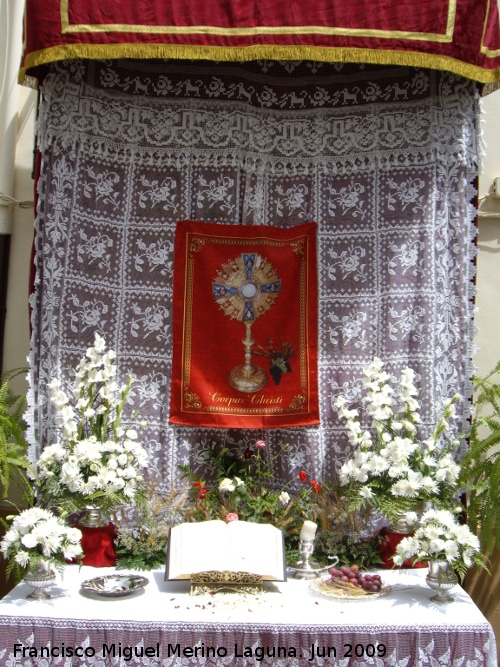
[481,0,500,58]
[60,0,456,43]
[179,231,312,418]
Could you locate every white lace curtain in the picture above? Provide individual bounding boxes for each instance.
[28,59,479,492]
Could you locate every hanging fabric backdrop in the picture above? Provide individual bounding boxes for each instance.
[20,0,500,86]
[28,59,479,492]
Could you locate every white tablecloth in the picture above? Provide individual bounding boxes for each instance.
[0,565,496,666]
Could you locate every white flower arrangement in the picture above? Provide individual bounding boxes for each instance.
[218,477,245,493]
[0,507,83,576]
[336,357,461,520]
[37,333,149,516]
[393,508,485,579]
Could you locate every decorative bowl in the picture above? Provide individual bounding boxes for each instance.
[81,574,149,597]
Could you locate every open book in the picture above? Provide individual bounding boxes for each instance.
[165,520,286,581]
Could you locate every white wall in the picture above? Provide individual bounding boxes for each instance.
[2,85,36,393]
[475,94,500,379]
[2,79,500,393]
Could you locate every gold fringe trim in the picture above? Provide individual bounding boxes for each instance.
[19,42,500,88]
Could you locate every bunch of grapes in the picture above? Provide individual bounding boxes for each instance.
[326,564,382,593]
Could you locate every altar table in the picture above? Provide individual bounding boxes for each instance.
[0,566,496,666]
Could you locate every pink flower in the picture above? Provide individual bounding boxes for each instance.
[226,513,239,522]
[255,440,266,449]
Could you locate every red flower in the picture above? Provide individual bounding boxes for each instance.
[193,480,207,498]
[244,448,254,459]
[299,470,307,483]
[310,480,321,494]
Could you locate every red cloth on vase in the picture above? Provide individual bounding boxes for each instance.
[76,522,117,567]
[378,528,427,569]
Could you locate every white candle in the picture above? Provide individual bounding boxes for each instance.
[300,520,317,541]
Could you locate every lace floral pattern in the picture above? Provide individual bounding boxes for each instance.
[0,620,493,667]
[28,59,479,493]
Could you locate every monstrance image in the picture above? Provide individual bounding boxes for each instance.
[212,253,281,393]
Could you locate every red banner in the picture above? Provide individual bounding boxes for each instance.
[21,0,500,86]
[170,221,319,429]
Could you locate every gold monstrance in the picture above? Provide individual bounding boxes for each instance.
[213,253,281,393]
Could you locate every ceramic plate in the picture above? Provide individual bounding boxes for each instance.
[309,574,391,602]
[81,574,149,597]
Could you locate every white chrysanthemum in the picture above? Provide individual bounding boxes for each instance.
[60,463,83,493]
[351,466,369,484]
[16,507,53,529]
[391,473,422,498]
[359,486,374,499]
[369,454,390,475]
[394,535,420,561]
[117,453,128,467]
[444,540,460,562]
[20,533,38,549]
[123,466,138,480]
[420,476,439,493]
[387,460,411,478]
[122,482,136,498]
[74,439,103,464]
[63,542,83,560]
[38,442,67,463]
[428,538,446,554]
[451,524,481,549]
[1,528,19,550]
[15,551,30,567]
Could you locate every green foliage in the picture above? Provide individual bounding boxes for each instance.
[179,440,318,547]
[305,482,383,568]
[459,360,500,553]
[114,485,186,570]
[0,368,33,506]
[314,532,384,569]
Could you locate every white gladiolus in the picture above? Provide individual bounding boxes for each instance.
[37,333,149,515]
[336,357,463,515]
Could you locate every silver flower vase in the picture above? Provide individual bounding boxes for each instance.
[24,561,56,600]
[426,559,458,603]
[390,501,425,534]
[80,507,108,528]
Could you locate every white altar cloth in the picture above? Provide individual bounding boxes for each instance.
[0,565,496,666]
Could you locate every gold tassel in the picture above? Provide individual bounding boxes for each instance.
[20,42,500,87]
